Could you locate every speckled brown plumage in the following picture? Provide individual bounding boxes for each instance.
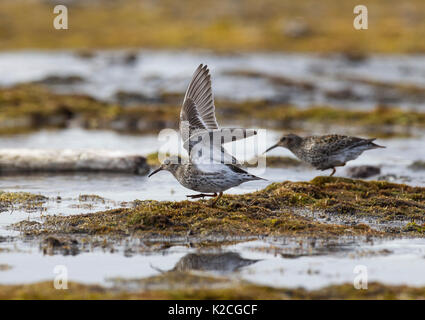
[149,64,264,206]
[265,133,385,176]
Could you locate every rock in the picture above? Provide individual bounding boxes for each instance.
[340,50,368,63]
[346,165,381,179]
[75,50,96,59]
[42,236,79,256]
[33,75,85,85]
[0,149,150,175]
[325,88,363,101]
[114,90,159,106]
[123,52,138,65]
[409,161,425,171]
[377,174,411,183]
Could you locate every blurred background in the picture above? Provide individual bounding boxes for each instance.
[1,0,424,53]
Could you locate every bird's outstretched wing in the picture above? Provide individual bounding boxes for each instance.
[180,64,257,164]
[180,64,218,133]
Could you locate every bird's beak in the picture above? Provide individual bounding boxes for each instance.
[263,143,279,154]
[148,167,163,177]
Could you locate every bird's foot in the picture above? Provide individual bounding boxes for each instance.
[186,193,217,199]
[209,192,223,207]
[329,167,336,176]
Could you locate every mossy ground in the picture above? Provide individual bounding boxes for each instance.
[1,85,424,137]
[1,279,425,300]
[0,191,47,212]
[13,177,425,239]
[1,0,425,54]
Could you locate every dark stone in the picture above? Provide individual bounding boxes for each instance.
[409,161,425,171]
[346,165,381,179]
[33,75,85,85]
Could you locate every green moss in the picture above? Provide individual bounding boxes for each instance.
[14,177,425,239]
[403,222,425,233]
[308,177,425,221]
[0,191,47,212]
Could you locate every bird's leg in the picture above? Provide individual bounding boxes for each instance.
[186,193,217,199]
[210,192,223,207]
[329,167,336,176]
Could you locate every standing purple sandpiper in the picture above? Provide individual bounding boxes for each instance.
[264,133,385,176]
[149,64,264,206]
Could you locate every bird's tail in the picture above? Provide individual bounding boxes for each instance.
[368,138,386,149]
[250,174,268,181]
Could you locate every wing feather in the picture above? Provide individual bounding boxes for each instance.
[181,64,218,133]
